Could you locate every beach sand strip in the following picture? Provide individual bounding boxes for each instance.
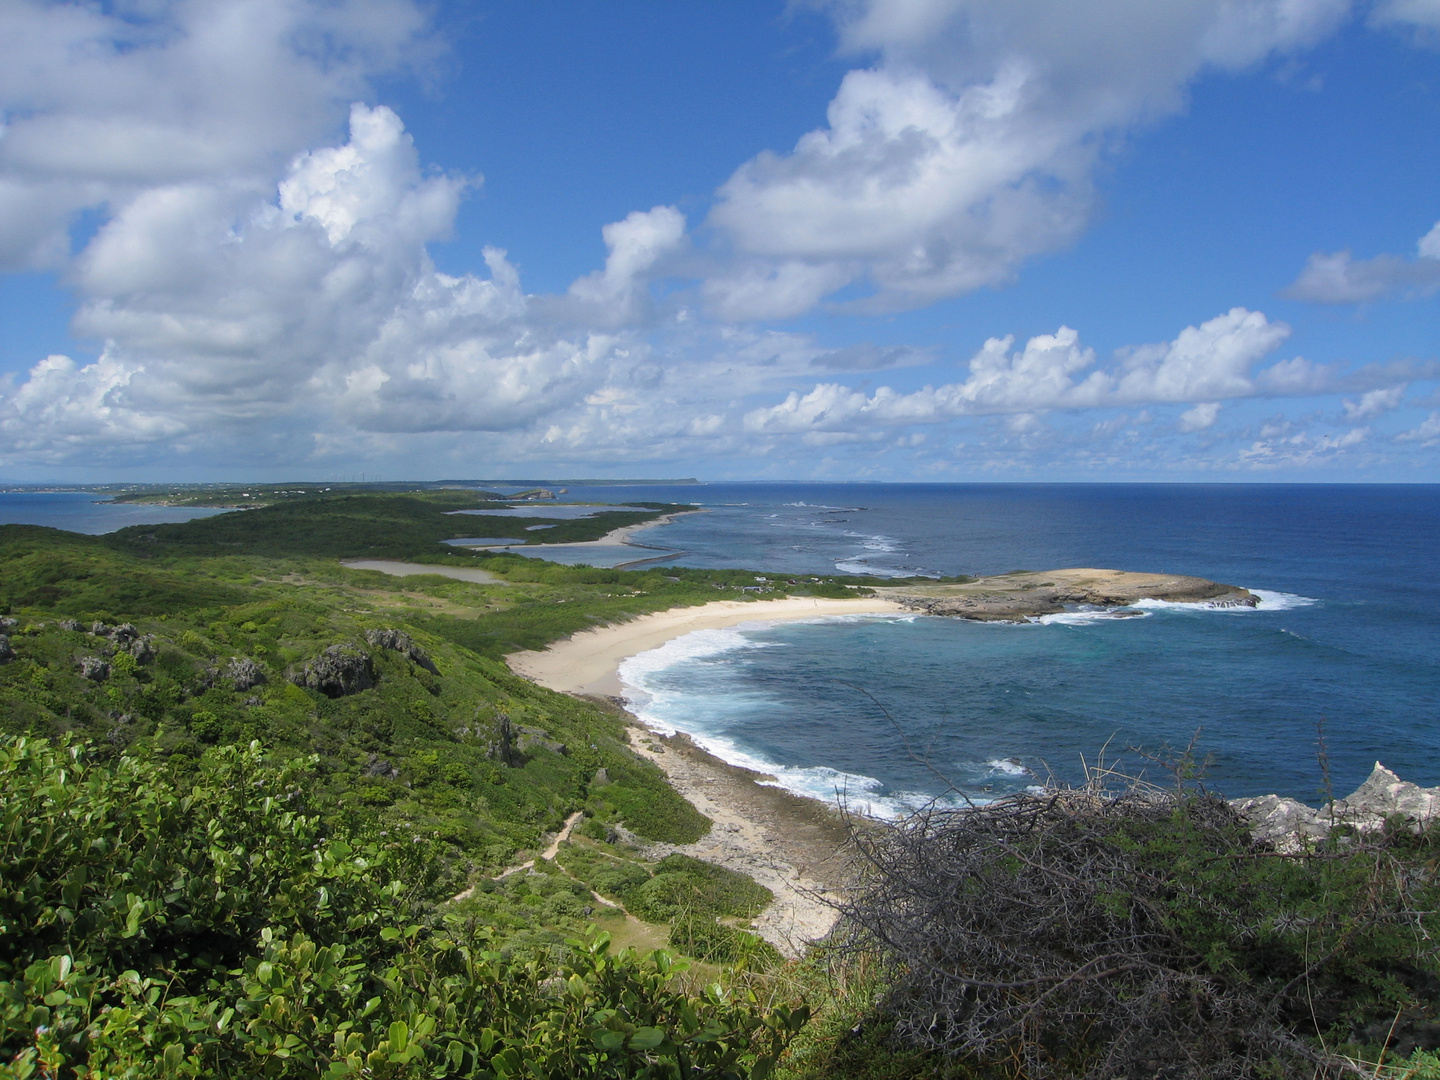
[506,595,904,698]
[506,595,905,955]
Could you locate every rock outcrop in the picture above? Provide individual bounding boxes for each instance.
[289,645,375,698]
[363,628,439,674]
[883,568,1258,622]
[0,635,12,663]
[226,656,268,692]
[1232,762,1440,852]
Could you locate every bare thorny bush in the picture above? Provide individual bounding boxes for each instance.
[831,755,1440,1080]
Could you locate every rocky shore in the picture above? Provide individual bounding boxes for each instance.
[1234,762,1440,852]
[880,567,1257,621]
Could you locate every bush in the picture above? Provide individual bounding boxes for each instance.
[838,775,1440,1078]
[0,734,808,1079]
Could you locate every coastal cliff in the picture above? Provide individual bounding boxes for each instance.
[880,566,1257,621]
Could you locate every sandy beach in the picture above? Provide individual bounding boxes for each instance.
[454,508,704,569]
[506,594,905,698]
[506,594,904,954]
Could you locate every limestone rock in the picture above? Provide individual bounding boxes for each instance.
[0,618,17,632]
[289,644,375,698]
[78,656,110,681]
[227,656,268,692]
[0,635,12,663]
[363,628,439,674]
[516,725,567,757]
[1229,794,1329,854]
[1332,762,1440,831]
[1233,762,1440,850]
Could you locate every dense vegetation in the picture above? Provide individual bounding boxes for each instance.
[0,736,808,1078]
[780,775,1440,1080]
[0,497,832,1076]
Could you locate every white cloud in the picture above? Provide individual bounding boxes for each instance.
[561,206,688,327]
[705,0,1352,316]
[1179,402,1221,431]
[1396,411,1440,446]
[0,105,626,462]
[0,0,435,271]
[744,307,1293,434]
[1370,0,1440,31]
[1343,384,1406,420]
[1284,220,1440,302]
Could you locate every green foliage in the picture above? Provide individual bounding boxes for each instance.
[0,526,245,616]
[103,493,685,561]
[0,734,806,1079]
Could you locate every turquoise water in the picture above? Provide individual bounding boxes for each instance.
[542,483,1440,812]
[0,491,227,533]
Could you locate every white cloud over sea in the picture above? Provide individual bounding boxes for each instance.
[0,0,1436,479]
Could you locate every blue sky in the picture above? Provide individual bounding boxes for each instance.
[0,0,1437,482]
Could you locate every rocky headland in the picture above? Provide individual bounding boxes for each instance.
[880,567,1258,621]
[1233,762,1440,852]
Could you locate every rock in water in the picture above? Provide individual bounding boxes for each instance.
[289,645,375,698]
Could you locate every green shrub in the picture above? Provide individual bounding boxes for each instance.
[0,734,807,1078]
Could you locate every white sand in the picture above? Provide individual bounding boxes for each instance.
[506,595,905,698]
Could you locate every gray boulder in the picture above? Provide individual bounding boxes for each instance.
[0,635,12,663]
[78,656,110,681]
[227,656,268,692]
[289,645,375,698]
[1229,794,1330,854]
[1332,762,1440,830]
[1234,762,1440,851]
[363,628,439,674]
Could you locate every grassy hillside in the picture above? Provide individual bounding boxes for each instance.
[0,497,818,1076]
[103,491,687,560]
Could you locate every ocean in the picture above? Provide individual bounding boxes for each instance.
[5,483,1436,812]
[535,483,1440,814]
[0,491,228,534]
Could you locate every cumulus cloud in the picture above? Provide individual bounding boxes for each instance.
[560,206,688,327]
[1343,384,1406,420]
[705,0,1352,317]
[1396,411,1440,446]
[744,308,1294,434]
[1179,402,1221,431]
[0,105,630,463]
[1284,219,1440,302]
[0,0,434,271]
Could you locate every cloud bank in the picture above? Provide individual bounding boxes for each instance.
[0,0,1434,479]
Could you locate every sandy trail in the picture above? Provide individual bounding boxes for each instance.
[341,560,509,585]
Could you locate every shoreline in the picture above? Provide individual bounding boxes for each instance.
[506,594,904,955]
[454,507,704,567]
[621,723,853,956]
[505,594,905,698]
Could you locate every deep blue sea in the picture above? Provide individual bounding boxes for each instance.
[527,483,1440,814]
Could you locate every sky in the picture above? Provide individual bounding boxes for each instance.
[0,0,1438,483]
